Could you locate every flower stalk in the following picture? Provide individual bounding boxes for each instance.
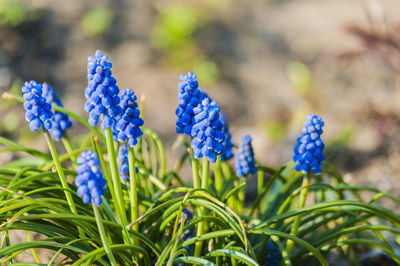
[93,204,117,266]
[128,146,139,244]
[43,130,84,237]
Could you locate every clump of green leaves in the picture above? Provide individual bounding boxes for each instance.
[0,92,399,265]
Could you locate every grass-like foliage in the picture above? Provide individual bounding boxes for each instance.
[0,52,400,266]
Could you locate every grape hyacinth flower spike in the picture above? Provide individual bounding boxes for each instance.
[235,135,257,177]
[191,98,225,163]
[75,150,107,206]
[118,144,138,182]
[85,50,122,130]
[175,72,209,135]
[220,113,234,161]
[115,88,143,146]
[263,241,282,266]
[293,114,325,174]
[22,80,53,131]
[42,83,73,140]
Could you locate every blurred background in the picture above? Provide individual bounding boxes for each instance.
[1,0,400,203]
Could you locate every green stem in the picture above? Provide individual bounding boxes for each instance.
[43,130,84,237]
[26,231,41,263]
[201,159,210,190]
[287,173,310,256]
[105,128,127,226]
[214,156,223,196]
[128,146,138,245]
[61,134,77,166]
[192,158,200,189]
[222,162,235,210]
[194,158,210,257]
[257,168,263,194]
[93,204,117,266]
[93,137,120,220]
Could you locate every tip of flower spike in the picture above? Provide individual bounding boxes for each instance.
[293,114,325,175]
[22,80,54,132]
[76,150,106,206]
[235,134,256,177]
[190,95,226,162]
[85,50,121,129]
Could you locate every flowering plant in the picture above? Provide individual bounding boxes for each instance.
[0,51,400,265]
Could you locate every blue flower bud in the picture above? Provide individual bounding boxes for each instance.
[41,83,72,140]
[22,80,54,132]
[175,72,209,135]
[115,89,143,146]
[75,150,107,206]
[118,144,138,182]
[220,113,234,161]
[263,241,282,266]
[293,114,325,174]
[85,50,122,129]
[190,98,225,163]
[235,135,257,177]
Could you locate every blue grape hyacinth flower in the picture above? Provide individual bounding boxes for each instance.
[176,208,195,266]
[293,114,325,174]
[235,135,257,177]
[75,150,106,206]
[179,208,195,240]
[190,98,225,163]
[85,50,122,129]
[115,89,143,146]
[42,83,73,140]
[175,72,209,136]
[263,241,282,266]
[22,80,53,131]
[118,144,138,182]
[220,113,234,161]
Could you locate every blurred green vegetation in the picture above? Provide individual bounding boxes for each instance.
[328,126,355,147]
[0,0,41,27]
[287,60,320,104]
[150,4,219,85]
[260,119,287,143]
[81,7,113,37]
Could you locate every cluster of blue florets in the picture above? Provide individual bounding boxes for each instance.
[179,208,195,240]
[85,50,122,129]
[263,241,282,266]
[177,208,194,261]
[42,83,72,140]
[75,150,107,206]
[235,135,257,177]
[190,98,225,163]
[115,89,143,146]
[118,144,138,182]
[22,80,54,132]
[220,113,234,161]
[175,72,209,136]
[293,114,325,174]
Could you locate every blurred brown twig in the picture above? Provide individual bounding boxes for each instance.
[340,0,400,73]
